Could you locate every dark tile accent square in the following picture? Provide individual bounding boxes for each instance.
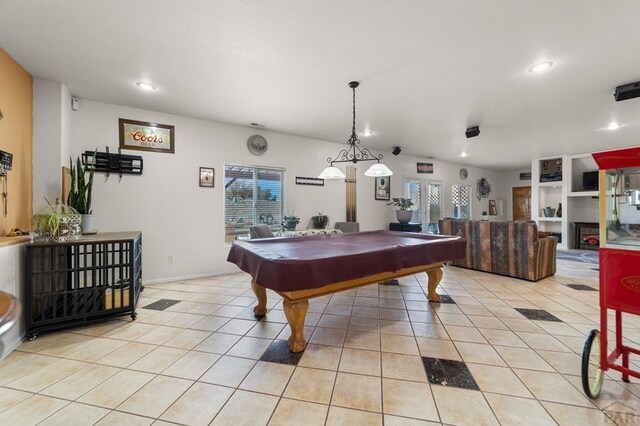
[566,284,598,291]
[143,299,181,311]
[434,295,455,304]
[259,340,303,365]
[421,357,479,390]
[380,279,400,285]
[515,308,562,322]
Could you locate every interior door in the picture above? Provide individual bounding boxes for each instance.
[512,186,532,220]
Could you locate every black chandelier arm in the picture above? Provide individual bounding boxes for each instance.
[327,146,383,164]
[329,157,380,165]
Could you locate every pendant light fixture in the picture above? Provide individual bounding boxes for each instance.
[318,81,392,179]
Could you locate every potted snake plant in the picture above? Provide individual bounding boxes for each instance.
[68,153,96,234]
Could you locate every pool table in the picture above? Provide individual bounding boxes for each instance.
[227,230,465,352]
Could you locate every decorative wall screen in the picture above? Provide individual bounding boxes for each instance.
[224,165,284,241]
[453,184,472,219]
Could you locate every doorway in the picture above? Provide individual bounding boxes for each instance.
[406,179,443,233]
[512,186,532,221]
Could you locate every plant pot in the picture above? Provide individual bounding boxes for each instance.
[396,210,413,224]
[283,220,297,231]
[542,208,556,218]
[81,214,96,234]
[312,216,328,229]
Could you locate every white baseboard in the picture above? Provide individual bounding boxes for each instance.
[142,267,241,285]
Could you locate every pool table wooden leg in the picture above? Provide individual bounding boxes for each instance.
[251,280,268,317]
[426,267,443,302]
[283,299,309,352]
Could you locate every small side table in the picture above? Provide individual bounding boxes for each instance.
[389,223,422,232]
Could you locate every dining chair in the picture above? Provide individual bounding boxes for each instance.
[334,222,359,233]
[249,225,275,239]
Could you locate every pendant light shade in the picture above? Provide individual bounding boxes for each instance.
[318,166,346,179]
[364,162,393,177]
[320,81,391,179]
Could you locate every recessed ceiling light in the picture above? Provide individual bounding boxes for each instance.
[136,81,156,91]
[528,61,553,73]
[461,151,467,157]
[360,130,374,136]
[607,122,621,130]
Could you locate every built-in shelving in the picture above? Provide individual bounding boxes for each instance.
[537,217,562,222]
[568,191,599,197]
[531,152,600,250]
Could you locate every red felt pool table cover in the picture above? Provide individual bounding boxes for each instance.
[227,230,466,292]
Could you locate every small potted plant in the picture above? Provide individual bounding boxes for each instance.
[388,198,414,224]
[311,212,329,229]
[68,153,96,234]
[282,213,301,231]
[32,198,81,242]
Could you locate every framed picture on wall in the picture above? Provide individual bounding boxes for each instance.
[375,176,391,200]
[199,167,214,187]
[489,199,497,215]
[119,118,175,154]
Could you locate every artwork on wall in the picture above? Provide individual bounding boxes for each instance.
[489,199,497,215]
[417,162,434,174]
[540,158,562,182]
[375,176,391,200]
[119,118,175,154]
[295,177,324,186]
[199,167,214,187]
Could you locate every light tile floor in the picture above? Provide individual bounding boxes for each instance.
[1,260,639,425]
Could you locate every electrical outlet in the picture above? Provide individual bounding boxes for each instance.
[168,255,175,263]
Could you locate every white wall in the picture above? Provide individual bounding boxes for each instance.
[68,98,510,282]
[0,243,26,358]
[32,78,71,211]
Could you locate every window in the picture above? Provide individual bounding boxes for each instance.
[406,181,421,223]
[225,165,284,241]
[452,185,471,219]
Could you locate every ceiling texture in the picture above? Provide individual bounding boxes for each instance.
[1,0,639,169]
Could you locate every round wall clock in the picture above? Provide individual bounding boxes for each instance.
[459,168,468,180]
[247,135,268,156]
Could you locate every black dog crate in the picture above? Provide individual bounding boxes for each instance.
[25,232,142,339]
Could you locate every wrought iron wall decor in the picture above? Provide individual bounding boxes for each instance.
[318,81,392,179]
[82,147,143,179]
[0,150,12,217]
[296,177,324,186]
[476,178,491,201]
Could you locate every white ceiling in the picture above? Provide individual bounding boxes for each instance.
[1,0,640,169]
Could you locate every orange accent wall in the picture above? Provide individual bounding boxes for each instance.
[0,48,33,235]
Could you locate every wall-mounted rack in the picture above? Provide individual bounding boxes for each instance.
[82,147,143,178]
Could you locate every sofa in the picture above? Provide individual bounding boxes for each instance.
[438,218,557,281]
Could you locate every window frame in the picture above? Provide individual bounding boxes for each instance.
[452,184,472,219]
[224,164,285,243]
